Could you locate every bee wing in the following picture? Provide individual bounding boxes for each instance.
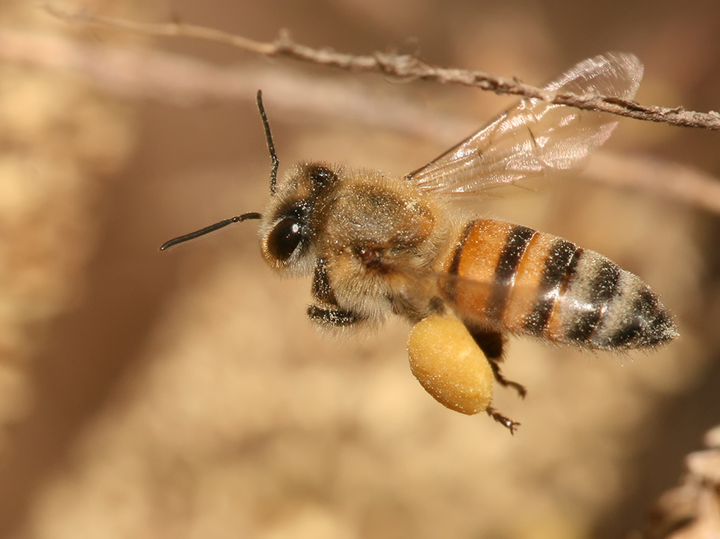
[405,53,643,196]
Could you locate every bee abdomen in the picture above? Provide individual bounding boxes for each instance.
[545,249,677,349]
[445,219,677,350]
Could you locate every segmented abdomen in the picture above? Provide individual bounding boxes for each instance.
[442,219,677,349]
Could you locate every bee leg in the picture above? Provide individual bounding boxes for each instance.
[486,406,520,434]
[312,258,335,303]
[487,361,527,399]
[309,258,365,327]
[307,305,364,327]
[469,328,527,398]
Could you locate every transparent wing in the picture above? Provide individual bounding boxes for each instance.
[405,53,643,195]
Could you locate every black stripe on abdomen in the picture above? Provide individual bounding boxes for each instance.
[448,220,476,277]
[566,259,621,343]
[602,284,677,348]
[524,240,582,336]
[443,220,476,303]
[486,225,536,322]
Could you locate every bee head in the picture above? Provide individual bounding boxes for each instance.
[260,162,339,275]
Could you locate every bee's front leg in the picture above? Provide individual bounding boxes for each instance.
[307,304,363,327]
[308,257,365,328]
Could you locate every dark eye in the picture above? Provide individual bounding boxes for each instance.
[267,217,304,261]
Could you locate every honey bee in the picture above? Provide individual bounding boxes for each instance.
[162,53,678,433]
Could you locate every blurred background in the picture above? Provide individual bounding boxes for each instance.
[0,1,718,538]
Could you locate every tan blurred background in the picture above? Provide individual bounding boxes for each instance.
[0,0,718,538]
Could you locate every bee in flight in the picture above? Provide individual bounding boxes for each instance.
[162,53,678,433]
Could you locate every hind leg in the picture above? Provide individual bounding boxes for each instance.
[469,329,527,398]
[466,328,523,433]
[486,406,521,434]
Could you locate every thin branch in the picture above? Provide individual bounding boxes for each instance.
[2,28,719,214]
[0,30,470,143]
[46,5,720,131]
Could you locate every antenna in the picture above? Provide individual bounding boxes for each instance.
[256,90,279,195]
[159,90,281,252]
[159,212,262,251]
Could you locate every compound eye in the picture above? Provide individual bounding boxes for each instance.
[267,217,304,262]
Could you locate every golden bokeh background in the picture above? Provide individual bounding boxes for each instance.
[0,1,718,538]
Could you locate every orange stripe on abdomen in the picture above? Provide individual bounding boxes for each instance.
[444,220,581,339]
[502,232,559,332]
[445,219,536,324]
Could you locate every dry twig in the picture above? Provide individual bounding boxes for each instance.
[47,5,720,131]
[641,426,720,539]
[0,29,469,143]
[2,28,720,214]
